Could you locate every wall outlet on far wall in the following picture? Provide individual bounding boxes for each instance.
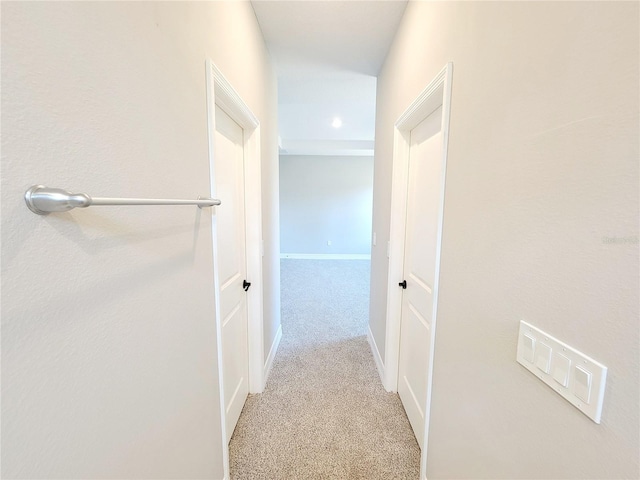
[327,240,331,246]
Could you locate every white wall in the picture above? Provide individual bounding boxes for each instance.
[259,23,282,370]
[1,2,277,478]
[280,155,373,256]
[371,2,638,479]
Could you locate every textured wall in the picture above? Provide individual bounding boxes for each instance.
[261,67,281,364]
[371,2,639,478]
[280,155,374,255]
[1,2,277,478]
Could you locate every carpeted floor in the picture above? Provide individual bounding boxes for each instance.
[229,259,420,479]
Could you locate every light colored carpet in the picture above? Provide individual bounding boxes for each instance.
[229,259,420,479]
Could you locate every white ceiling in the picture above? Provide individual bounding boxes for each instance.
[251,1,408,156]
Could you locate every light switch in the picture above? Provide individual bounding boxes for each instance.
[521,334,536,363]
[535,343,552,374]
[575,366,592,404]
[552,354,571,387]
[517,320,607,423]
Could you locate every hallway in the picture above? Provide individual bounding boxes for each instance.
[2,2,638,479]
[229,260,420,479]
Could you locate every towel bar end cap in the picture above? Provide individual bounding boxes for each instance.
[25,185,91,215]
[25,185,50,215]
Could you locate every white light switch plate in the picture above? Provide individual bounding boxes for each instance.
[517,320,607,424]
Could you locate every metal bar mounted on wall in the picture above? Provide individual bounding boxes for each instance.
[24,185,221,215]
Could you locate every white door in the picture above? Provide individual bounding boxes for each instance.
[397,106,444,449]
[215,104,249,443]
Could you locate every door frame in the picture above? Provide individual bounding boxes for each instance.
[384,62,453,479]
[205,59,264,479]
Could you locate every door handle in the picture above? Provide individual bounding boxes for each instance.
[399,280,407,289]
[243,280,251,292]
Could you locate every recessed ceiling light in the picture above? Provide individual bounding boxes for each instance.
[332,117,342,128]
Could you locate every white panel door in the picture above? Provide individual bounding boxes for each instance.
[397,106,444,449]
[215,105,249,443]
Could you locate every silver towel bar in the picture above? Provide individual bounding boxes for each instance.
[24,185,221,215]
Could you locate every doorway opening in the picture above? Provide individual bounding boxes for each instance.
[227,70,421,477]
[276,71,377,406]
[276,72,376,403]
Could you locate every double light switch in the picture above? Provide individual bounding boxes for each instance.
[516,320,607,424]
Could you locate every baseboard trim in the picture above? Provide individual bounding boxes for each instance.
[280,253,371,260]
[263,324,283,385]
[367,325,385,384]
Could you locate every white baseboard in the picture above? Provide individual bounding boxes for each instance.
[367,325,385,384]
[280,253,371,260]
[263,324,283,384]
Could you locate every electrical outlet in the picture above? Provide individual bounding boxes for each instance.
[327,240,331,246]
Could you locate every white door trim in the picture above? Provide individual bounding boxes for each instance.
[206,59,265,479]
[383,62,453,479]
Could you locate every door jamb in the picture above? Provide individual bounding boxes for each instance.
[383,62,453,480]
[205,59,265,480]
